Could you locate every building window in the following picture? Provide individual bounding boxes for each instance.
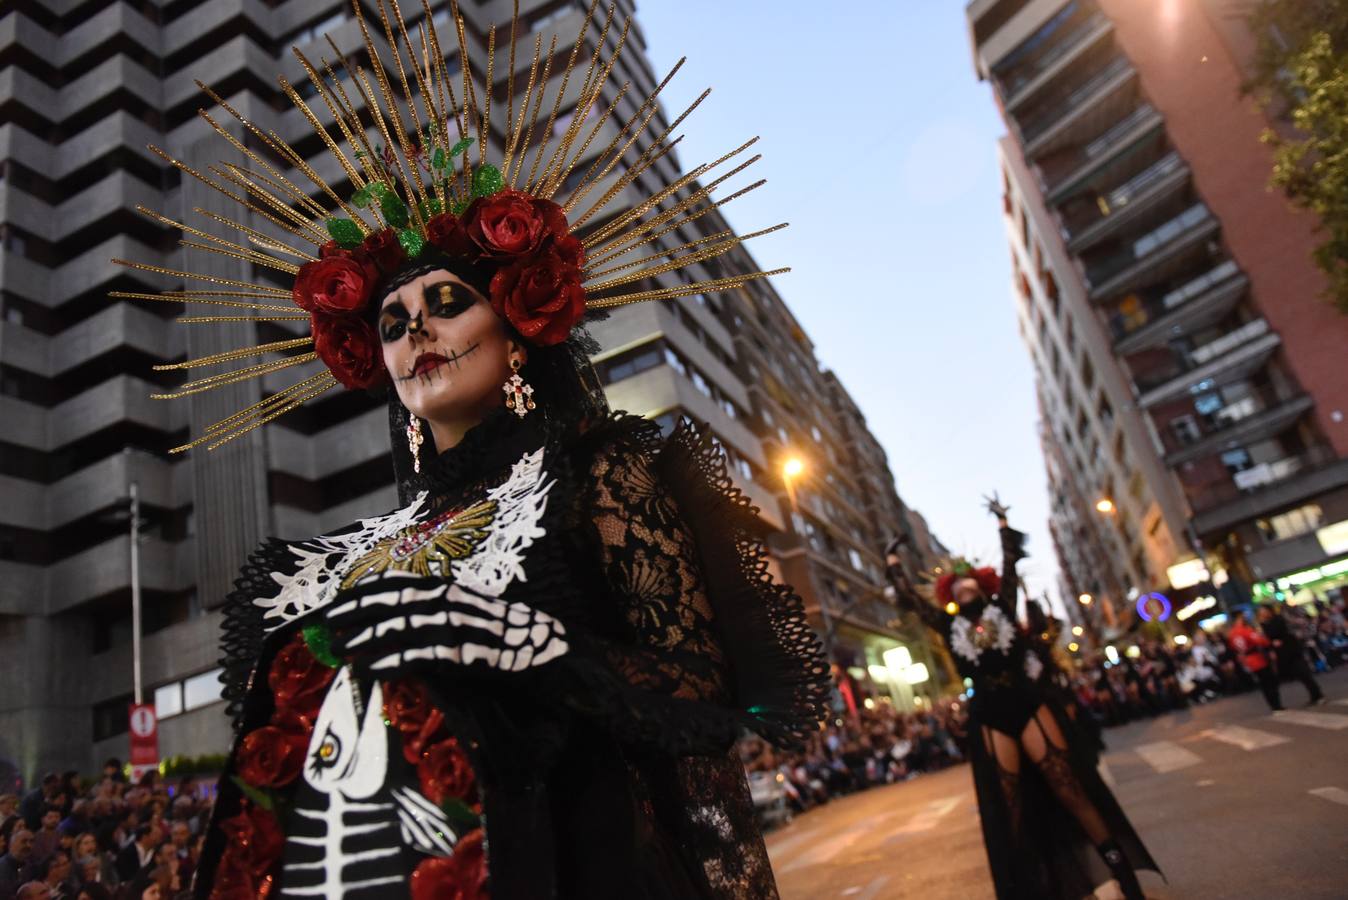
[183,668,225,712]
[154,683,183,719]
[1257,504,1324,543]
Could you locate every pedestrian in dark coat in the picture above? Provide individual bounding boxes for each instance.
[1258,605,1325,705]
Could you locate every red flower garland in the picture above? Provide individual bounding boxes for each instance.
[934,566,1001,606]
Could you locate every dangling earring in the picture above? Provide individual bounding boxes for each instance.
[406,416,424,473]
[503,358,535,419]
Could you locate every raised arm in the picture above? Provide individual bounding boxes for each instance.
[985,493,1028,612]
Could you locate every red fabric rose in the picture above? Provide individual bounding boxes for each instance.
[361,228,406,274]
[552,233,585,268]
[464,189,560,258]
[425,213,477,259]
[410,829,488,900]
[383,679,447,765]
[236,725,307,788]
[292,257,374,315]
[934,566,1001,605]
[219,801,285,881]
[312,313,387,390]
[489,246,586,346]
[416,737,477,806]
[268,633,335,726]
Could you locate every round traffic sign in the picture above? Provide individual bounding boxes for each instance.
[129,706,156,738]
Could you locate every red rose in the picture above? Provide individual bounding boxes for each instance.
[236,725,307,788]
[552,233,585,268]
[489,246,586,346]
[319,240,353,259]
[312,313,387,390]
[425,213,477,258]
[416,737,477,805]
[464,189,555,258]
[219,801,285,881]
[383,679,447,765]
[269,633,335,726]
[410,829,488,900]
[361,228,406,274]
[292,257,374,315]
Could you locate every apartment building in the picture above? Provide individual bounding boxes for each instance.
[968,0,1348,626]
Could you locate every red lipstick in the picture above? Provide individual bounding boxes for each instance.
[411,352,449,377]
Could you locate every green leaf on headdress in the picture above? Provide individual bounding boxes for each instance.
[230,776,275,811]
[368,182,389,199]
[325,217,362,249]
[351,186,372,207]
[381,191,410,229]
[302,622,342,668]
[398,228,426,258]
[417,197,444,220]
[449,197,470,216]
[471,163,503,199]
[952,560,973,575]
[450,137,475,158]
[432,147,446,170]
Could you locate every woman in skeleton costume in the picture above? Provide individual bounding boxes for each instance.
[117,3,829,897]
[885,498,1158,900]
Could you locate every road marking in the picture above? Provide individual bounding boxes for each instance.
[841,876,891,899]
[1202,724,1290,751]
[1309,787,1348,806]
[891,796,963,835]
[1134,740,1202,773]
[1271,710,1348,730]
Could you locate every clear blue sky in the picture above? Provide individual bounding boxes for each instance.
[638,1,1062,609]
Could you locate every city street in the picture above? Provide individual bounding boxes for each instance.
[766,671,1348,899]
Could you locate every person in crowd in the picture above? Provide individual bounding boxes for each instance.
[886,496,1157,900]
[0,801,17,824]
[18,778,57,833]
[1228,610,1282,711]
[74,884,111,900]
[14,882,52,900]
[29,809,63,868]
[0,828,37,898]
[1258,603,1326,706]
[112,827,157,885]
[35,851,71,900]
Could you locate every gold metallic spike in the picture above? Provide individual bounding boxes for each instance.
[111,259,291,294]
[355,0,430,221]
[541,78,631,202]
[376,0,434,214]
[510,34,557,189]
[451,3,481,165]
[502,32,544,185]
[293,48,375,192]
[153,336,314,371]
[194,208,318,262]
[585,177,768,264]
[585,226,788,293]
[525,0,598,193]
[201,377,340,452]
[538,8,627,196]
[179,241,301,276]
[147,145,324,247]
[135,206,301,274]
[150,352,319,399]
[581,164,709,255]
[570,132,691,232]
[321,37,386,183]
[584,228,734,278]
[587,268,790,310]
[505,0,520,158]
[481,25,495,168]
[351,62,423,231]
[108,291,298,312]
[213,164,330,244]
[177,315,311,323]
[277,71,379,220]
[563,57,686,211]
[204,371,334,434]
[392,5,449,192]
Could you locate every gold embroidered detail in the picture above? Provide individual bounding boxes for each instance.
[341,499,497,588]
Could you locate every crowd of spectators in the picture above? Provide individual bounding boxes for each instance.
[1070,598,1348,727]
[740,699,970,819]
[0,762,213,900]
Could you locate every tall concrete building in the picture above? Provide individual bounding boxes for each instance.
[0,0,945,778]
[967,0,1348,631]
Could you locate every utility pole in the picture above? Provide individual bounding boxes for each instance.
[130,481,143,705]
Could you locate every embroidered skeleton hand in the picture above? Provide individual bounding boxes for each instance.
[325,574,569,674]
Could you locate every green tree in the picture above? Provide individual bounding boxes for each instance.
[1247,1,1348,312]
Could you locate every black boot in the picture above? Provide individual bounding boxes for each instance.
[1097,839,1145,900]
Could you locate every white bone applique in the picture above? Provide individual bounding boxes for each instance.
[256,448,552,630]
[279,668,458,896]
[949,605,1016,665]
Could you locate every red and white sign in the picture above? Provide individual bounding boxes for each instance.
[128,703,158,782]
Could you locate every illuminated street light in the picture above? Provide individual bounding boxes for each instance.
[1067,641,1080,652]
[1078,593,1094,605]
[1095,498,1116,514]
[782,457,805,479]
[1071,625,1084,636]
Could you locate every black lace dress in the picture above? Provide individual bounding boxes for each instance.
[898,528,1159,900]
[197,411,828,899]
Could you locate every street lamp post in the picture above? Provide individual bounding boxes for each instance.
[129,481,143,706]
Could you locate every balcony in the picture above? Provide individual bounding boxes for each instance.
[1065,152,1190,252]
[1045,104,1165,201]
[1086,203,1219,302]
[1160,387,1315,467]
[1113,260,1247,354]
[1002,12,1113,112]
[1020,57,1136,157]
[1136,318,1282,408]
[1191,448,1348,534]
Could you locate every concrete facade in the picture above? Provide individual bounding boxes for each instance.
[968,0,1348,625]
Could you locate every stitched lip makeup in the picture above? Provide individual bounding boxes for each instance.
[411,351,449,377]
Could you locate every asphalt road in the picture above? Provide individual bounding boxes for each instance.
[765,669,1348,899]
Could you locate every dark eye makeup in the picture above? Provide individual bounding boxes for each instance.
[378,280,478,342]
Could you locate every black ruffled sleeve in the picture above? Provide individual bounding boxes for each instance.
[998,524,1028,611]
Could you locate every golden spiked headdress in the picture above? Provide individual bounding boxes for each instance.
[115,0,787,453]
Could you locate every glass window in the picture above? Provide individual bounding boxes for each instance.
[183,668,224,712]
[154,683,183,720]
[1257,504,1324,543]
